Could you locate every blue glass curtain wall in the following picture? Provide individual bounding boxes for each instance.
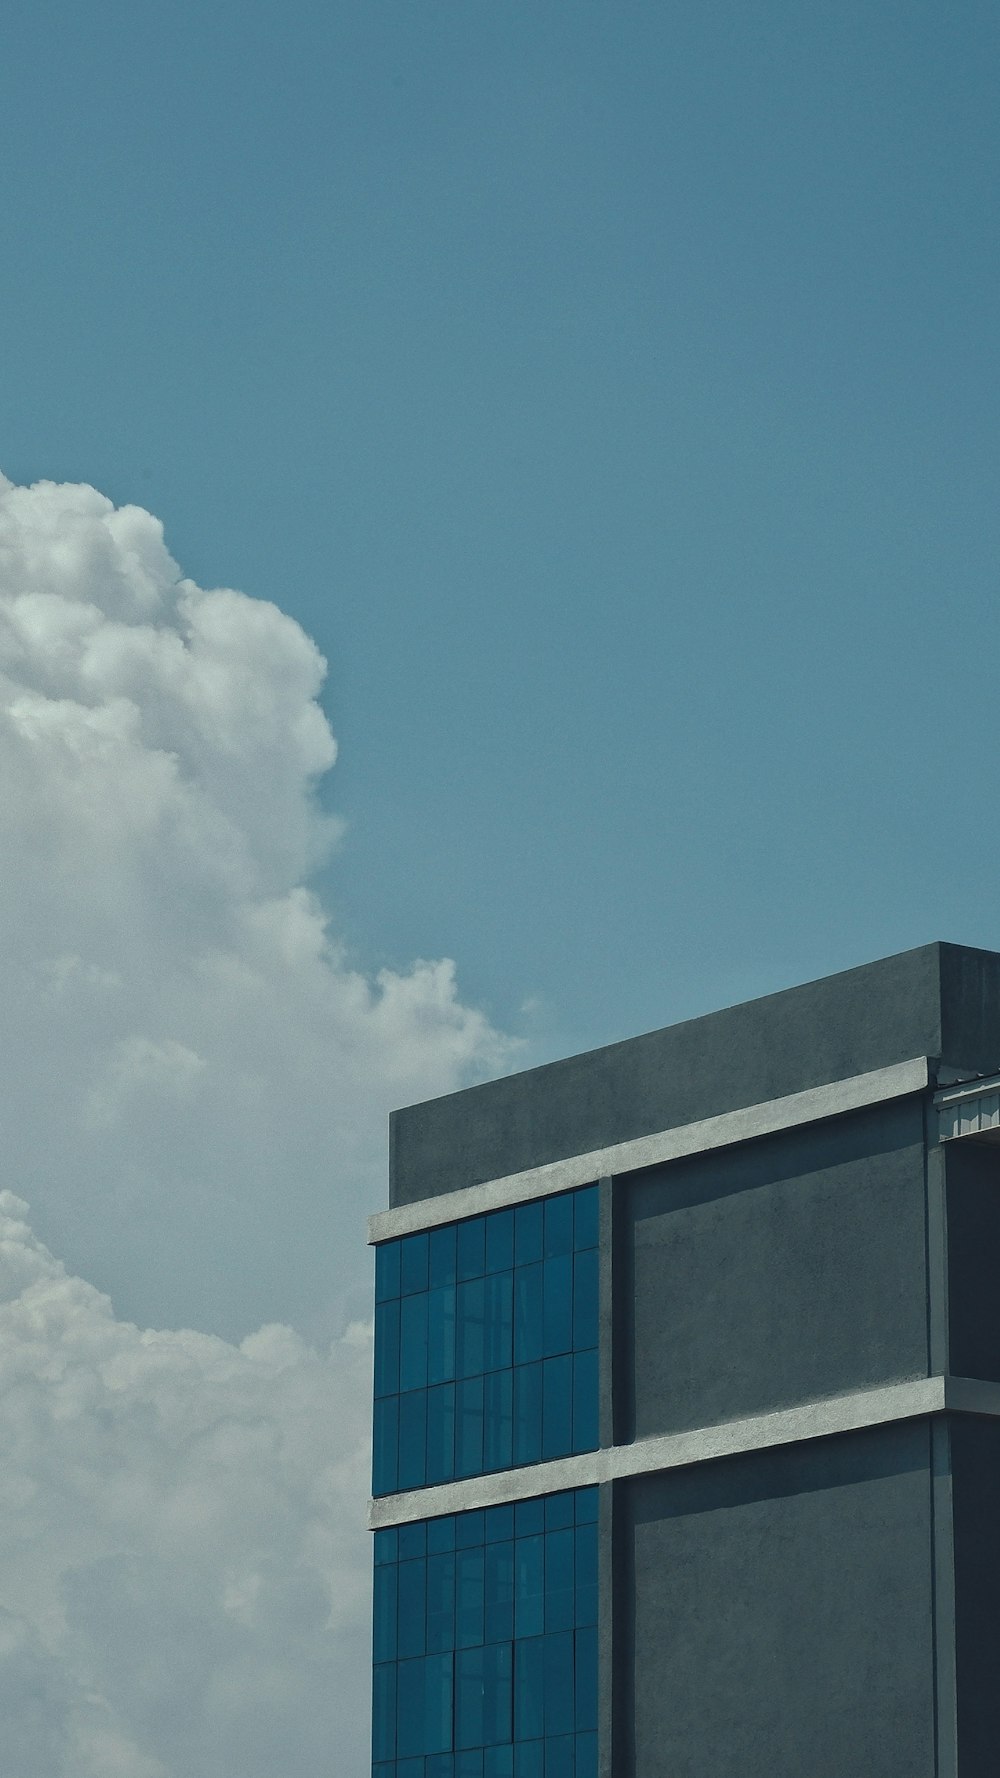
[373,1187,599,1497]
[372,1488,599,1778]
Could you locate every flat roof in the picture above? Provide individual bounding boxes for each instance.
[389,942,1000,1209]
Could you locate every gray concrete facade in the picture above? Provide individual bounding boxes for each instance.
[387,941,1000,1207]
[372,942,1000,1776]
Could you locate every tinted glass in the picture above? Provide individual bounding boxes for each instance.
[373,1488,600,1776]
[373,1186,598,1497]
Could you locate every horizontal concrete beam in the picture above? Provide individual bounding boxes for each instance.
[368,1373,1000,1529]
[368,1057,930,1244]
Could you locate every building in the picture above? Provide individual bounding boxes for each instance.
[369,941,1000,1777]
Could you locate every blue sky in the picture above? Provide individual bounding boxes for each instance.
[1,6,998,1771]
[4,0,999,1058]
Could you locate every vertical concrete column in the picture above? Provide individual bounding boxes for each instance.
[598,1176,615,1452]
[598,1479,617,1778]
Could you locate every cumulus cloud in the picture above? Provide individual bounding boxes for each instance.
[0,473,510,1337]
[0,1191,371,1776]
[0,473,514,1772]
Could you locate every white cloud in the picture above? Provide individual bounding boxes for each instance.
[0,473,510,1337]
[0,1191,371,1776]
[0,473,515,1772]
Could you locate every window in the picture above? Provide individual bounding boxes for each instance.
[372,1488,599,1778]
[374,1188,599,1497]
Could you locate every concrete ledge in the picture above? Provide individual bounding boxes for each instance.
[368,1057,930,1244]
[369,1372,961,1527]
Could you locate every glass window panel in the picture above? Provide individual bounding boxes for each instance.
[545,1738,574,1778]
[542,1256,573,1358]
[513,1265,543,1367]
[401,1233,430,1297]
[512,1364,542,1468]
[398,1657,440,1759]
[485,1209,514,1274]
[398,1558,427,1660]
[574,1488,599,1526]
[514,1201,543,1267]
[455,1377,484,1479]
[425,1652,455,1756]
[375,1493,599,1777]
[482,1370,513,1474]
[543,1194,574,1259]
[456,1546,485,1649]
[513,1638,544,1742]
[514,1534,544,1640]
[485,1505,514,1544]
[514,1498,544,1538]
[484,1539,514,1645]
[400,1521,428,1560]
[374,1763,395,1778]
[573,1187,599,1252]
[543,1632,575,1737]
[427,1516,456,1555]
[427,1758,456,1778]
[455,1646,485,1750]
[571,1350,599,1455]
[427,1286,457,1386]
[575,1732,598,1778]
[542,1356,573,1461]
[427,1551,456,1654]
[455,1509,485,1551]
[375,1527,398,1565]
[544,1495,574,1532]
[374,1563,398,1664]
[393,1665,423,1761]
[571,1250,599,1353]
[483,1273,513,1373]
[457,1279,486,1380]
[429,1224,457,1288]
[376,1240,402,1303]
[398,1391,427,1491]
[375,1299,401,1400]
[482,1641,513,1745]
[574,1523,598,1627]
[373,1662,397,1761]
[373,1396,399,1496]
[457,1217,486,1282]
[574,1628,598,1733]
[544,1528,574,1633]
[400,1293,429,1393]
[426,1384,456,1486]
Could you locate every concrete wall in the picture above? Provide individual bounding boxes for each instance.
[946,1141,1000,1384]
[390,943,1000,1208]
[952,1416,1000,1774]
[617,1099,929,1439]
[619,1423,936,1778]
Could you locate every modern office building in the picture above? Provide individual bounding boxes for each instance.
[369,941,1000,1777]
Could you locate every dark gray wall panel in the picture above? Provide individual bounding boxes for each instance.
[939,941,1000,1074]
[621,1101,928,1438]
[951,1416,1000,1774]
[390,942,1000,1209]
[946,1142,1000,1383]
[621,1424,935,1778]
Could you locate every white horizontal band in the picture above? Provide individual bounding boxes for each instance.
[368,1373,1000,1529]
[369,1057,930,1244]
